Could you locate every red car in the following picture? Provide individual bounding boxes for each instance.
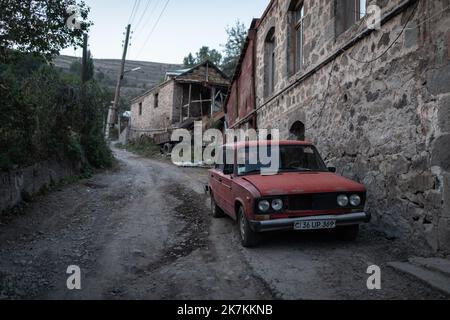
[207,141,370,247]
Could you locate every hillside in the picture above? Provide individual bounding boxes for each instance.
[54,55,182,108]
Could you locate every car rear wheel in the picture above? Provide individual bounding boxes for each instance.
[336,225,360,241]
[237,206,260,248]
[210,194,224,218]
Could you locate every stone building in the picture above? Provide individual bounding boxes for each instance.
[130,61,229,140]
[225,19,259,130]
[227,0,450,252]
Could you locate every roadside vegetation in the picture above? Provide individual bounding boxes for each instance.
[116,137,162,159]
[0,1,113,174]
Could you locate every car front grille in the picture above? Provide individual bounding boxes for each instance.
[287,192,366,211]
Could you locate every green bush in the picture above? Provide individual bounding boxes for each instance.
[0,52,113,171]
[127,137,161,158]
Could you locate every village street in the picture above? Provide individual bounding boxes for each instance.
[0,147,448,300]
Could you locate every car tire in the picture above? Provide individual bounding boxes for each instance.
[210,194,224,218]
[336,225,360,241]
[237,206,261,248]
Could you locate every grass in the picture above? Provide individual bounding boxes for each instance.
[119,138,162,159]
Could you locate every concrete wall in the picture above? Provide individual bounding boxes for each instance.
[130,80,176,139]
[0,160,79,213]
[254,0,450,251]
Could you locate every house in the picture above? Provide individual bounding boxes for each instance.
[130,60,230,141]
[226,0,450,252]
[225,19,259,131]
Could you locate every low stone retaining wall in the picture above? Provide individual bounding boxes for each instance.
[0,160,80,213]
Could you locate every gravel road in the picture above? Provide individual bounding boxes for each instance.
[0,148,447,300]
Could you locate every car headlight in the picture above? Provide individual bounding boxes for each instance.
[258,200,271,213]
[272,199,284,211]
[350,194,361,207]
[337,195,349,207]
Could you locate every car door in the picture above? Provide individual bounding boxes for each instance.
[210,164,225,209]
[220,147,235,217]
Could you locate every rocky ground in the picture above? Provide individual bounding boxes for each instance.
[0,148,448,300]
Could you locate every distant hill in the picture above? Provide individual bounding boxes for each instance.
[54,55,182,108]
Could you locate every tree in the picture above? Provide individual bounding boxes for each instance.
[197,46,222,65]
[68,50,94,82]
[183,46,222,68]
[221,20,248,77]
[183,53,196,68]
[83,50,94,82]
[0,0,91,60]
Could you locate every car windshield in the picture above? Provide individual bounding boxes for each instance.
[237,145,328,176]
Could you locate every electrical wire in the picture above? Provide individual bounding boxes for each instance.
[128,0,139,25]
[135,0,171,59]
[346,1,419,64]
[133,0,153,32]
[129,0,142,25]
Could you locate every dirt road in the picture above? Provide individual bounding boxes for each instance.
[0,148,447,300]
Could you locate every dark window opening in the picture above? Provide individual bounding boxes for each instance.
[335,0,367,36]
[289,121,305,141]
[139,102,143,116]
[290,0,305,73]
[264,27,276,97]
[154,93,159,108]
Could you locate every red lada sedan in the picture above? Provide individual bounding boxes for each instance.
[207,141,370,247]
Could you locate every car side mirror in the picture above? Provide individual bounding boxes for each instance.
[328,167,337,173]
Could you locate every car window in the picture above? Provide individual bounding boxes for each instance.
[237,145,327,175]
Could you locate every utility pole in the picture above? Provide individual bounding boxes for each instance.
[81,33,88,83]
[106,24,131,140]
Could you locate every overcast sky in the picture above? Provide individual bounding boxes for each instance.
[61,0,270,64]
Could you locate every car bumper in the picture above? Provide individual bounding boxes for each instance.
[249,212,371,233]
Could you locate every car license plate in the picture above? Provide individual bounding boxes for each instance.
[294,220,336,231]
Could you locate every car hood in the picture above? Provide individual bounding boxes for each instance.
[242,172,366,197]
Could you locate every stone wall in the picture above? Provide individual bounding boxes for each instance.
[254,0,450,252]
[0,160,80,213]
[130,80,176,139]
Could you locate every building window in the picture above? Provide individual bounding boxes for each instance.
[357,0,367,20]
[290,0,305,73]
[336,0,367,36]
[139,102,143,116]
[154,93,159,108]
[264,27,276,97]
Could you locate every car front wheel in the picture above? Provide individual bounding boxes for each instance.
[237,206,260,248]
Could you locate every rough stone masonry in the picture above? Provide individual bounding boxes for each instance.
[254,0,450,252]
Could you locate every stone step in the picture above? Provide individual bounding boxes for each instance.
[409,257,450,278]
[388,262,450,296]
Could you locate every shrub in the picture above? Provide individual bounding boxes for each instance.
[0,52,113,171]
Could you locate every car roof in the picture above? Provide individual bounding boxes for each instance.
[223,140,314,149]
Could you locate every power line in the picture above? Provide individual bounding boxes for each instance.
[134,0,153,32]
[128,0,139,24]
[129,0,142,26]
[135,0,160,34]
[405,2,450,30]
[346,1,419,64]
[136,0,171,59]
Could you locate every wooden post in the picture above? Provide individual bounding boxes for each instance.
[106,24,131,139]
[210,87,216,118]
[188,84,192,118]
[81,34,88,83]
